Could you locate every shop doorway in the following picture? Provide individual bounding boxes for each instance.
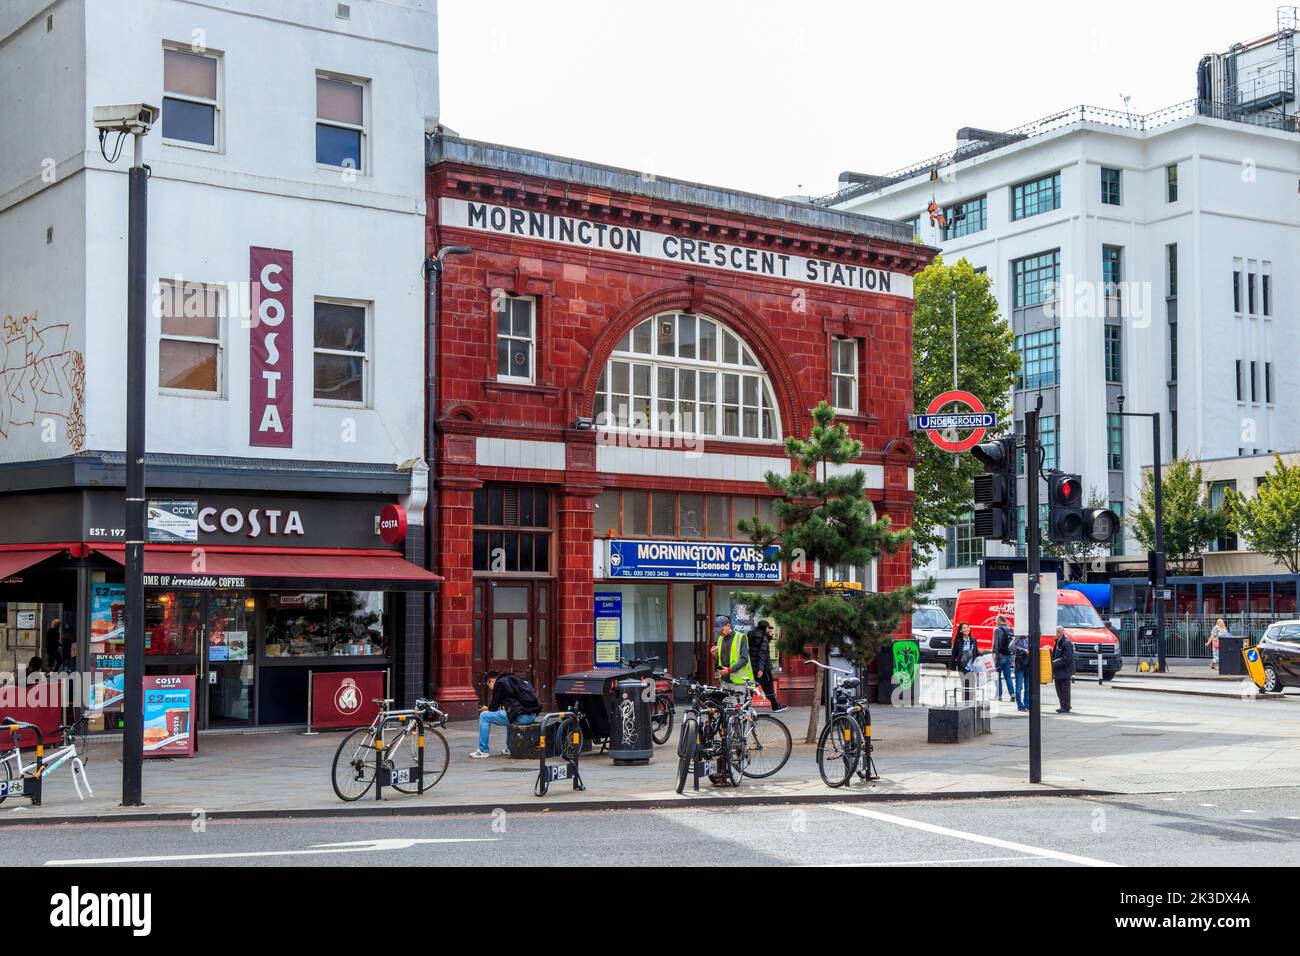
[482,580,554,705]
[693,584,712,681]
[143,590,206,725]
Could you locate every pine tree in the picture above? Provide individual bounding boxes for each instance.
[737,401,930,743]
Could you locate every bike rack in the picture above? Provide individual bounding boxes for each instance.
[0,719,44,806]
[858,705,879,782]
[373,712,425,802]
[535,711,585,797]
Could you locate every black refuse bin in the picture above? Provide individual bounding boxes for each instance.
[876,639,921,705]
[1219,636,1246,676]
[608,678,654,765]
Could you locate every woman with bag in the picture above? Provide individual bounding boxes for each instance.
[1206,618,1229,670]
[952,622,979,701]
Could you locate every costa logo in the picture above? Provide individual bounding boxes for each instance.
[250,247,294,448]
[378,504,408,545]
[335,678,361,715]
[198,506,305,538]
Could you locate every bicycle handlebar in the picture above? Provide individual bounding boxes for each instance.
[802,658,852,676]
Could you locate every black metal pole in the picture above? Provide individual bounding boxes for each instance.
[122,139,148,807]
[1025,406,1042,784]
[1151,412,1167,672]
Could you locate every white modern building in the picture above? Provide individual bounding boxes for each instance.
[0,0,442,724]
[827,13,1300,605]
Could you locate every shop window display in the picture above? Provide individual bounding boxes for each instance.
[264,591,386,658]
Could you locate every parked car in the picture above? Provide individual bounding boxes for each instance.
[1256,621,1300,693]
[911,604,953,663]
[949,587,1123,680]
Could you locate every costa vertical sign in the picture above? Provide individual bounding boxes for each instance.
[249,246,293,447]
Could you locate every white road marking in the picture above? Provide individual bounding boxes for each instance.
[830,805,1118,868]
[837,855,1032,867]
[1240,809,1257,814]
[45,837,497,867]
[1199,803,1216,807]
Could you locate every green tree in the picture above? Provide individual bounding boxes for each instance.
[912,257,1020,568]
[737,401,929,743]
[1227,454,1300,572]
[1128,458,1229,573]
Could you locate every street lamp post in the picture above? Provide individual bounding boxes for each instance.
[1116,397,1167,672]
[94,104,157,806]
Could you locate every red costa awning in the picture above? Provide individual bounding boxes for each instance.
[0,549,60,580]
[93,548,441,591]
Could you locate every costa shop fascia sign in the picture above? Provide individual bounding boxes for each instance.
[440,198,914,297]
[249,246,294,448]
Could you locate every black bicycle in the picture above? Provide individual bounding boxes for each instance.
[621,655,674,746]
[805,659,877,787]
[670,679,747,792]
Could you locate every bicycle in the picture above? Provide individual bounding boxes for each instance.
[670,679,747,792]
[804,659,877,787]
[330,697,450,802]
[0,716,93,804]
[621,655,675,746]
[730,680,792,779]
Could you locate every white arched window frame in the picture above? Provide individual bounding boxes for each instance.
[593,312,783,442]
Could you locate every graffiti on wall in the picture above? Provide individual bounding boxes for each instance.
[1,312,85,452]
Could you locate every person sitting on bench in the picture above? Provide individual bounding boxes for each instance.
[471,670,542,758]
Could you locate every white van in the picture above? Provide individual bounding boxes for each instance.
[911,604,953,663]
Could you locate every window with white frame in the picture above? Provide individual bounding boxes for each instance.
[496,295,536,383]
[313,299,369,405]
[158,279,224,395]
[593,312,781,441]
[831,337,858,413]
[316,73,367,172]
[162,46,220,148]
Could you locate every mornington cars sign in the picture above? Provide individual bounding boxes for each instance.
[441,198,913,298]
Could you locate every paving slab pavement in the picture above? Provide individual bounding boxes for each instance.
[5,679,1297,824]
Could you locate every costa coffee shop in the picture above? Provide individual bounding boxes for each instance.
[426,133,932,712]
[0,471,437,730]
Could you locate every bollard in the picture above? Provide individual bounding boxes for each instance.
[535,712,585,797]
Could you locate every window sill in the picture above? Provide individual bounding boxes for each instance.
[484,379,561,396]
[159,387,226,401]
[830,411,879,426]
[161,138,221,154]
[314,399,370,410]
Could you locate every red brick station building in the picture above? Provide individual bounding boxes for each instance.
[425,134,934,715]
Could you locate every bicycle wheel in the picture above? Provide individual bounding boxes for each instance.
[650,696,673,745]
[816,714,862,788]
[741,714,792,779]
[675,715,698,794]
[554,715,585,763]
[331,728,379,802]
[420,729,450,791]
[722,713,747,787]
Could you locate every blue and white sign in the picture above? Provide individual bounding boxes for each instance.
[607,540,781,581]
[912,412,997,430]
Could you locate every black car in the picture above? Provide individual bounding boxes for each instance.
[1256,621,1300,693]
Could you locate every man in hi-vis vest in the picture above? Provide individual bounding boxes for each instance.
[712,615,754,686]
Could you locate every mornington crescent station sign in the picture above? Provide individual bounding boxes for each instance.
[441,198,914,298]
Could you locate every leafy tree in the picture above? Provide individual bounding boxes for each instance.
[911,257,1020,568]
[1128,458,1229,573]
[737,401,929,743]
[1227,454,1300,572]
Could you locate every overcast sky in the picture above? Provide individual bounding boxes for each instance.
[439,0,1280,198]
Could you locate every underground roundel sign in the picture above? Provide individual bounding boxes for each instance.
[914,390,996,453]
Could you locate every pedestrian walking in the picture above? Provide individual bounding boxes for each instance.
[1206,617,1229,670]
[993,614,1016,702]
[748,619,786,712]
[1011,634,1031,711]
[1051,626,1075,713]
[710,615,753,687]
[44,617,63,671]
[952,622,979,702]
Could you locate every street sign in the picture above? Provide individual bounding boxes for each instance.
[912,390,996,453]
[1013,572,1058,638]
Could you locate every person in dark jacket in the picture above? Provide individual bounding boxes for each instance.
[748,620,786,713]
[992,614,1015,702]
[1011,634,1031,711]
[471,671,542,758]
[44,618,63,671]
[952,622,979,702]
[1051,627,1076,713]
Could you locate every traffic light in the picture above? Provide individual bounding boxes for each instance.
[1047,473,1083,542]
[971,437,1017,543]
[1084,506,1121,543]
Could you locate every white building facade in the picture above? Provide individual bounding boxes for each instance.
[0,0,442,725]
[830,99,1300,604]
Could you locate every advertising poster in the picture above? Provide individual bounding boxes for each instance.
[91,654,126,710]
[142,675,197,757]
[593,592,622,668]
[90,583,126,651]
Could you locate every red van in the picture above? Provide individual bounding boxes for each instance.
[949,587,1122,680]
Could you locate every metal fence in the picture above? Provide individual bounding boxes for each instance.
[1112,613,1289,657]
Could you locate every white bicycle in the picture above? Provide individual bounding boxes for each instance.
[0,716,94,804]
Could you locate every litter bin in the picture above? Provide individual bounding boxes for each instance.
[876,639,921,705]
[1218,636,1246,676]
[608,678,654,765]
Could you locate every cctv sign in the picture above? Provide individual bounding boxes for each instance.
[249,247,294,448]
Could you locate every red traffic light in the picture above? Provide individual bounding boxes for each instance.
[1051,476,1081,506]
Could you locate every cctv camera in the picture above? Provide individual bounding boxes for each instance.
[93,103,160,135]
